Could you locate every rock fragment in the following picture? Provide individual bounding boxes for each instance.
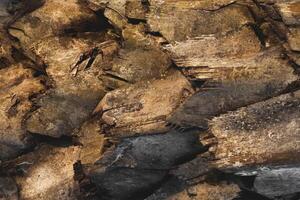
[94,71,194,136]
[209,90,300,169]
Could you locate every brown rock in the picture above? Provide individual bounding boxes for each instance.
[0,63,46,161]
[167,47,297,129]
[210,90,300,169]
[102,47,171,88]
[8,0,102,46]
[94,71,194,136]
[147,2,253,42]
[125,0,148,20]
[25,33,118,137]
[276,1,300,26]
[165,26,262,77]
[76,119,105,165]
[287,28,300,51]
[5,145,80,200]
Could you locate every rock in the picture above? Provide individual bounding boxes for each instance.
[276,1,300,26]
[101,47,171,88]
[287,28,300,51]
[165,26,262,75]
[125,0,148,20]
[3,145,80,200]
[236,166,300,199]
[168,47,298,129]
[25,33,118,137]
[209,90,300,169]
[147,2,253,42]
[94,71,194,136]
[0,63,46,161]
[79,129,204,200]
[8,0,103,46]
[76,118,106,165]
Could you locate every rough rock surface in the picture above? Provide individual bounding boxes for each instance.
[0,63,46,161]
[1,0,300,200]
[94,71,194,136]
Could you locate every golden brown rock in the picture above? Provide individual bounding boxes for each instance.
[25,33,118,138]
[94,71,194,136]
[0,63,46,161]
[5,145,80,200]
[147,2,253,42]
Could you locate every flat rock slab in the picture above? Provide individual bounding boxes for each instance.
[210,90,300,168]
[147,2,253,42]
[0,63,46,161]
[165,26,261,74]
[98,129,203,170]
[81,129,204,200]
[94,71,194,136]
[168,48,297,128]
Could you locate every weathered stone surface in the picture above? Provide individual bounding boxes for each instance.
[4,145,80,200]
[25,33,118,137]
[210,90,300,169]
[276,1,300,25]
[88,0,126,14]
[102,47,171,88]
[122,23,167,48]
[104,7,128,30]
[0,63,46,161]
[125,0,148,20]
[76,118,105,165]
[80,129,203,200]
[94,71,194,136]
[168,48,297,129]
[287,28,300,51]
[148,0,236,11]
[252,166,300,198]
[165,26,261,73]
[8,0,102,46]
[147,3,253,42]
[0,32,16,67]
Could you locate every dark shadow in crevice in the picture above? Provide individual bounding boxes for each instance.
[250,24,267,47]
[29,132,75,147]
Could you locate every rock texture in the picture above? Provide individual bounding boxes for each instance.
[1,0,300,200]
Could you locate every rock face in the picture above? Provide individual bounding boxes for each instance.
[1,0,300,200]
[0,63,46,161]
[210,90,300,169]
[94,71,194,136]
[24,34,117,138]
